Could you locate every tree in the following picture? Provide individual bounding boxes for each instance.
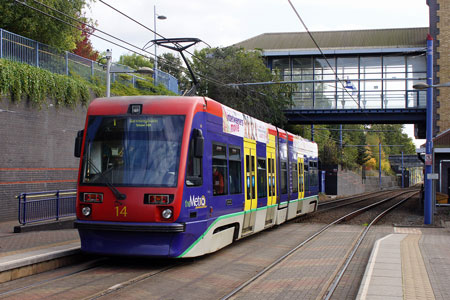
[158,53,182,80]
[192,47,291,126]
[158,53,189,92]
[118,53,153,70]
[0,0,94,51]
[73,22,99,61]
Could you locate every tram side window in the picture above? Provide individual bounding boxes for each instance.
[314,161,319,186]
[304,162,310,192]
[310,161,318,186]
[212,143,228,196]
[291,162,298,193]
[280,161,288,194]
[270,158,275,196]
[257,158,267,198]
[186,134,202,186]
[229,147,242,194]
[298,162,304,193]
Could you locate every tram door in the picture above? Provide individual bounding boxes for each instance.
[243,140,257,234]
[298,157,304,199]
[297,157,304,214]
[265,146,277,225]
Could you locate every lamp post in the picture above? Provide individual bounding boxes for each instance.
[105,49,112,98]
[412,34,434,225]
[154,5,166,85]
[412,82,450,89]
[105,63,154,97]
[413,76,450,224]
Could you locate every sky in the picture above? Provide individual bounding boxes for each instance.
[85,0,430,146]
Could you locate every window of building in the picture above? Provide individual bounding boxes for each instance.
[272,58,291,81]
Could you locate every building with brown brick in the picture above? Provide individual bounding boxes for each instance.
[428,0,450,136]
[428,0,450,199]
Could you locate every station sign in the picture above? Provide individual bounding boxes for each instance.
[427,173,439,180]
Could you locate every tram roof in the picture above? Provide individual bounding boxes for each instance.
[233,27,428,56]
[87,96,209,116]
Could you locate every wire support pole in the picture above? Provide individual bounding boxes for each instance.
[379,143,382,189]
[424,35,434,225]
[154,5,158,83]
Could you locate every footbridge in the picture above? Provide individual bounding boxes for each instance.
[234,28,428,138]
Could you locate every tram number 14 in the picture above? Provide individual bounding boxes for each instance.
[115,206,128,217]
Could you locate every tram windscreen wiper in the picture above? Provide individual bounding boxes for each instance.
[86,158,127,200]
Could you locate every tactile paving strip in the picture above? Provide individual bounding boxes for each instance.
[401,234,435,300]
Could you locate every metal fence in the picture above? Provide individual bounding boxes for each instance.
[0,28,178,94]
[17,189,77,225]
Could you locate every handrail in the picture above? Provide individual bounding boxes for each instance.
[17,189,77,225]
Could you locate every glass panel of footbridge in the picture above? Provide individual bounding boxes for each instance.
[336,57,359,109]
[407,55,427,108]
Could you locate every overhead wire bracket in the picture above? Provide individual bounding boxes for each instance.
[150,38,202,95]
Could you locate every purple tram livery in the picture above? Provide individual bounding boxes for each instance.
[74,96,319,257]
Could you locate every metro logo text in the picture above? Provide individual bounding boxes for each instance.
[185,195,207,209]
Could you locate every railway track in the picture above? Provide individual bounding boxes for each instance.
[317,188,415,211]
[221,189,418,300]
[0,189,420,300]
[0,257,181,299]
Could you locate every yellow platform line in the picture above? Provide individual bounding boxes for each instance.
[401,233,435,300]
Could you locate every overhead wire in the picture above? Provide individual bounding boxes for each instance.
[15,0,149,58]
[95,1,249,90]
[98,0,163,39]
[94,1,354,122]
[20,0,357,127]
[28,0,159,59]
[287,0,361,109]
[15,0,229,89]
[96,0,279,100]
[14,0,411,152]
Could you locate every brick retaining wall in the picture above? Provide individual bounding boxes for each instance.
[0,97,87,221]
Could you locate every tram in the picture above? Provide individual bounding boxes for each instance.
[74,96,319,257]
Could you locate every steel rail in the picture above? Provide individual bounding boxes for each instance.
[84,262,182,300]
[221,189,414,300]
[0,258,180,299]
[322,191,419,300]
[0,258,108,297]
[318,187,417,208]
[318,190,395,212]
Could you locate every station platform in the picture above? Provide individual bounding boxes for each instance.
[0,220,80,283]
[357,225,450,300]
[1,219,450,299]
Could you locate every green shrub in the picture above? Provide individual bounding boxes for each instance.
[0,59,95,107]
[0,59,176,108]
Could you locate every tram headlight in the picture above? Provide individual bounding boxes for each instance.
[81,206,92,217]
[161,208,173,219]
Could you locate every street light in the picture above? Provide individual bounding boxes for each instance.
[154,5,167,85]
[105,58,155,97]
[105,49,112,97]
[413,82,450,90]
[413,78,450,224]
[413,34,434,225]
